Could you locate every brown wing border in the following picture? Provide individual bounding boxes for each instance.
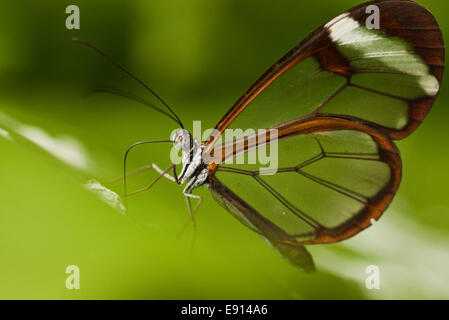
[204,0,444,153]
[207,115,402,244]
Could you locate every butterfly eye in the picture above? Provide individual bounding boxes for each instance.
[172,129,191,151]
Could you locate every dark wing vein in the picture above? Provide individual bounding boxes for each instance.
[252,176,322,231]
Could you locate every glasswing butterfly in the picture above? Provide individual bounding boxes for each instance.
[75,0,444,273]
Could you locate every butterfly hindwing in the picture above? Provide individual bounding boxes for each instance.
[207,116,401,270]
[209,176,316,273]
[210,116,401,239]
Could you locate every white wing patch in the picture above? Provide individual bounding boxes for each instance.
[418,74,440,96]
[324,12,440,97]
[325,13,359,42]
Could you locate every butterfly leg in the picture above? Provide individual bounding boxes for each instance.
[103,163,154,184]
[177,190,203,249]
[103,162,178,184]
[183,190,203,218]
[151,163,179,183]
[180,183,203,229]
[125,164,176,196]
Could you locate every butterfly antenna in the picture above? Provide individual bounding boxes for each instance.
[123,140,173,207]
[87,86,181,126]
[73,37,184,129]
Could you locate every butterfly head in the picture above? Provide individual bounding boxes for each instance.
[172,129,193,152]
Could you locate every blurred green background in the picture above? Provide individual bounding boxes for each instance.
[0,0,448,299]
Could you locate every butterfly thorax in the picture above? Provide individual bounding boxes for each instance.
[172,129,209,192]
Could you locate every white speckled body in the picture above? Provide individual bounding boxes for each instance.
[172,129,209,194]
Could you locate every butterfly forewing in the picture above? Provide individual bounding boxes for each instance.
[205,0,444,149]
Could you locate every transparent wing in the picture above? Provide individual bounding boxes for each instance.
[209,177,316,273]
[205,0,441,272]
[207,117,401,251]
[205,0,444,151]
